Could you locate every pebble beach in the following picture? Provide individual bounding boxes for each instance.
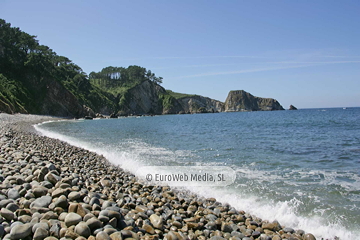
[0,113,319,240]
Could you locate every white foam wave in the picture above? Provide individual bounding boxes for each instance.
[185,186,359,240]
[34,121,360,240]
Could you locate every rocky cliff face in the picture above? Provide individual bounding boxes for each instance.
[122,80,165,115]
[119,80,182,115]
[178,95,224,113]
[117,81,225,115]
[39,79,85,117]
[225,90,284,111]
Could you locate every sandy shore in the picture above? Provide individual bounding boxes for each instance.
[0,113,318,240]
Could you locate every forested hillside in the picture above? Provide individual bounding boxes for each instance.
[0,19,170,117]
[0,19,120,116]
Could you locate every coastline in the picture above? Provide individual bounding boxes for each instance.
[0,113,318,240]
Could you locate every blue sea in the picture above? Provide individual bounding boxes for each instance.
[35,108,360,240]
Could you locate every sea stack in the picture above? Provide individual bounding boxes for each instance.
[289,105,298,110]
[224,90,284,111]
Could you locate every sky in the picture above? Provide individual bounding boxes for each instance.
[1,0,359,108]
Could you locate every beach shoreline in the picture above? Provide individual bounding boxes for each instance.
[0,113,318,240]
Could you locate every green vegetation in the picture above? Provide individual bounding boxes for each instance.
[0,18,117,115]
[89,66,163,96]
[166,90,196,99]
[158,93,177,112]
[0,74,27,113]
[0,19,166,116]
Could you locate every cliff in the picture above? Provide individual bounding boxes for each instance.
[115,81,224,115]
[178,95,224,113]
[118,80,182,115]
[37,78,86,117]
[225,90,284,111]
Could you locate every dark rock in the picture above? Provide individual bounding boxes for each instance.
[0,224,4,238]
[6,203,19,212]
[89,197,100,206]
[252,231,261,238]
[53,195,68,209]
[109,113,118,118]
[289,105,298,110]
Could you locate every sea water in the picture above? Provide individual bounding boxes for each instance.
[35,108,360,240]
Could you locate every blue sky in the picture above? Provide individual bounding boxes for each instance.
[1,0,359,108]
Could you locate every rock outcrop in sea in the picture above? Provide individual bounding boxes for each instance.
[224,90,285,112]
[289,105,298,110]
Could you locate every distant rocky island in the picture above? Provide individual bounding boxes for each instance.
[289,105,298,110]
[0,19,285,118]
[225,90,284,111]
